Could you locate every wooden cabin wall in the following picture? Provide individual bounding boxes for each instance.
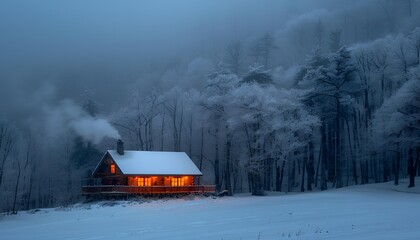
[93,154,127,185]
[94,155,122,177]
[127,176,196,186]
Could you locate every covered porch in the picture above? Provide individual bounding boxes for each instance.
[81,177,216,195]
[81,185,216,195]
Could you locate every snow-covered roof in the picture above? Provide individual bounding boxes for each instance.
[106,150,202,176]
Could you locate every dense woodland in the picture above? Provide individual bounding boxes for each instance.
[0,0,419,213]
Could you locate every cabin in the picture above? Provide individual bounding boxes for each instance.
[81,140,215,196]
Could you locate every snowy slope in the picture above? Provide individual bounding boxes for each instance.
[1,180,419,240]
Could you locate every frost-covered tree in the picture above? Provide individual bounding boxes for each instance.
[199,66,240,193]
[372,70,420,187]
[303,46,358,188]
[228,83,319,194]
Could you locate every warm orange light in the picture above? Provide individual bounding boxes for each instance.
[110,164,116,174]
[137,177,152,186]
[171,177,185,186]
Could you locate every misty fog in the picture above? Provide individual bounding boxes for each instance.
[0,0,419,212]
[2,0,417,118]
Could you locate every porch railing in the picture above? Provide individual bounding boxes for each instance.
[81,185,216,195]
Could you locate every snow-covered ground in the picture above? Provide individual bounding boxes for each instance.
[1,180,420,240]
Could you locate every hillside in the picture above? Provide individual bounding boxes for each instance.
[1,179,419,240]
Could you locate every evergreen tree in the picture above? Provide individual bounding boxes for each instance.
[70,136,102,170]
[70,91,102,172]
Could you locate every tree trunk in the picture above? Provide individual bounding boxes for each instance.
[315,143,322,188]
[276,165,280,191]
[251,173,263,196]
[26,171,34,210]
[197,127,204,185]
[363,159,368,184]
[12,161,21,214]
[301,153,306,192]
[307,141,315,191]
[0,132,13,188]
[148,118,154,151]
[383,158,390,182]
[327,123,335,182]
[232,160,240,194]
[161,113,165,151]
[335,97,342,188]
[320,121,328,190]
[360,161,365,184]
[214,127,220,192]
[408,147,415,188]
[394,133,401,186]
[276,161,286,191]
[344,117,358,185]
[417,146,420,176]
[248,171,253,192]
[178,106,184,152]
[188,114,193,158]
[172,105,178,151]
[224,130,233,196]
[288,157,296,192]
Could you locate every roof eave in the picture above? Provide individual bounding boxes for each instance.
[91,151,109,177]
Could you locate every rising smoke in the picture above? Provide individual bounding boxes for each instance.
[44,99,120,144]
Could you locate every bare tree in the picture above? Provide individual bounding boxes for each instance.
[114,92,160,151]
[0,123,14,188]
[394,43,409,82]
[11,156,21,214]
[377,0,395,32]
[160,112,166,151]
[164,89,184,152]
[355,50,373,126]
[370,49,389,104]
[22,128,37,210]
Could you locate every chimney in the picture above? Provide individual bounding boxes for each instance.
[117,139,124,155]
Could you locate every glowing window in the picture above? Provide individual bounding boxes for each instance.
[110,164,116,174]
[137,178,152,186]
[171,177,185,186]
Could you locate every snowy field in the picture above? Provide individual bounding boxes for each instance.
[1,180,420,240]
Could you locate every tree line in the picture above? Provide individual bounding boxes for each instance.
[0,28,419,213]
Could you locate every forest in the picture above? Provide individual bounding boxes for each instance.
[0,0,419,213]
